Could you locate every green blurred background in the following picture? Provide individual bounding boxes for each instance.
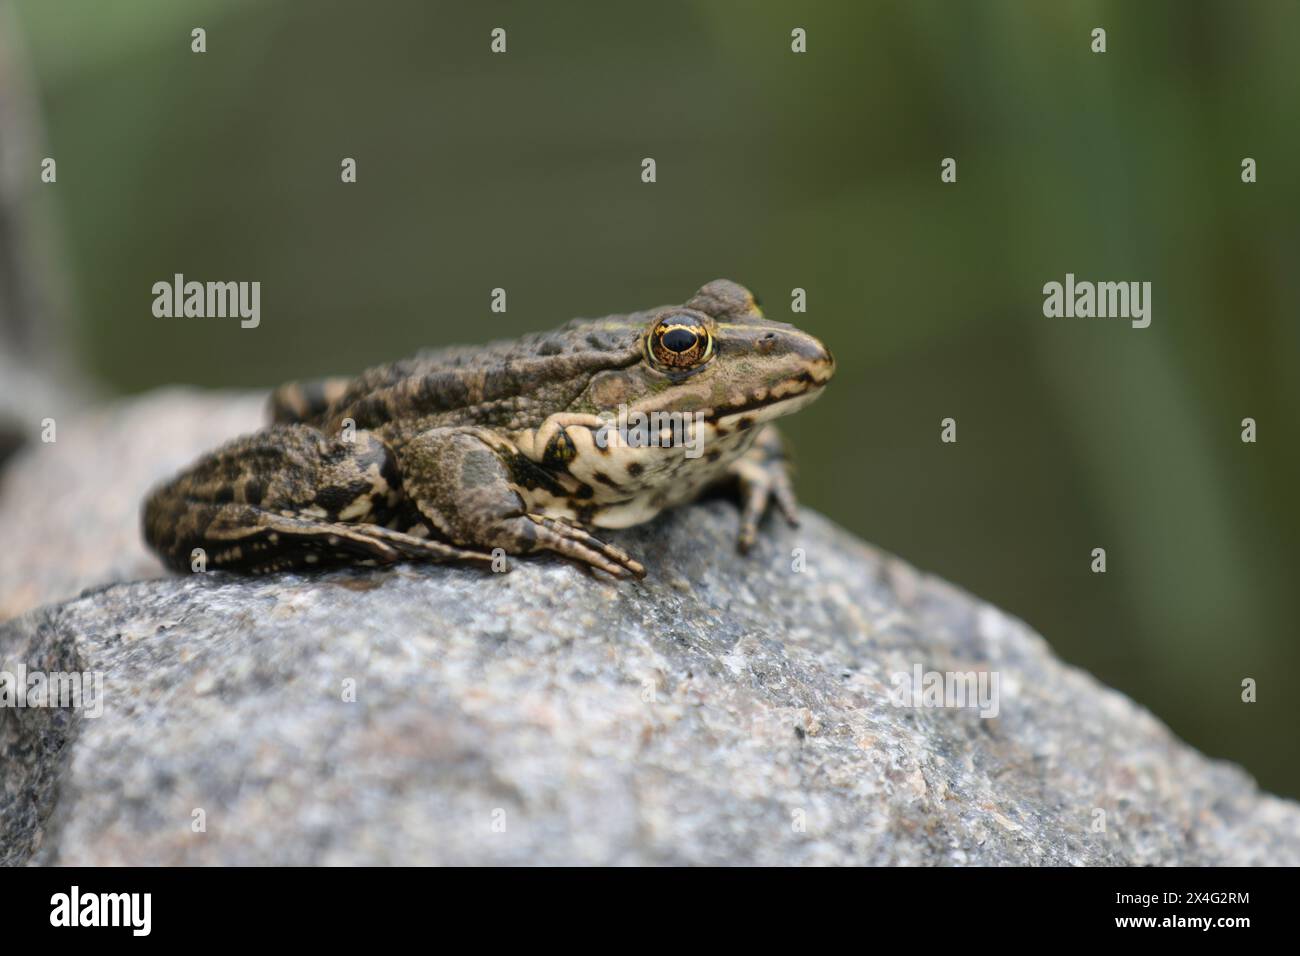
[10,0,1299,796]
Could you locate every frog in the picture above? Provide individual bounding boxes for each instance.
[142,279,834,580]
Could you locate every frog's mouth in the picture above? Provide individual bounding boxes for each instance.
[705,367,831,423]
[711,381,827,431]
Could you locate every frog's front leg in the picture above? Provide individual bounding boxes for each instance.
[726,424,801,552]
[397,427,646,579]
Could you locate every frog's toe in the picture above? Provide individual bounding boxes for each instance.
[736,496,763,553]
[729,425,799,552]
[369,526,498,568]
[526,514,646,580]
[774,479,800,527]
[733,461,799,551]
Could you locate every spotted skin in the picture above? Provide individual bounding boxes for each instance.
[142,279,835,579]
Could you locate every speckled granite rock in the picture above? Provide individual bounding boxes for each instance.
[3,483,1298,864]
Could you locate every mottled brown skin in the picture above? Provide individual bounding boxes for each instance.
[142,279,835,579]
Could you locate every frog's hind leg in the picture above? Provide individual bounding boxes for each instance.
[142,423,493,574]
[195,506,494,574]
[194,506,402,572]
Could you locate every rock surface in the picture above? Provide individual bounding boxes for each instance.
[2,407,1298,864]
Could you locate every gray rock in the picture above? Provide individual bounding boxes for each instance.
[3,474,1298,864]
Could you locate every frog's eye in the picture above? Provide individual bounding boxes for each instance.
[647,315,713,370]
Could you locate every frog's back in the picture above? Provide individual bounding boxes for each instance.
[272,313,650,439]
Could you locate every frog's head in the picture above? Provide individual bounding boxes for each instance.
[583,279,835,431]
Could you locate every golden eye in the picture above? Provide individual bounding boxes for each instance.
[648,314,713,370]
